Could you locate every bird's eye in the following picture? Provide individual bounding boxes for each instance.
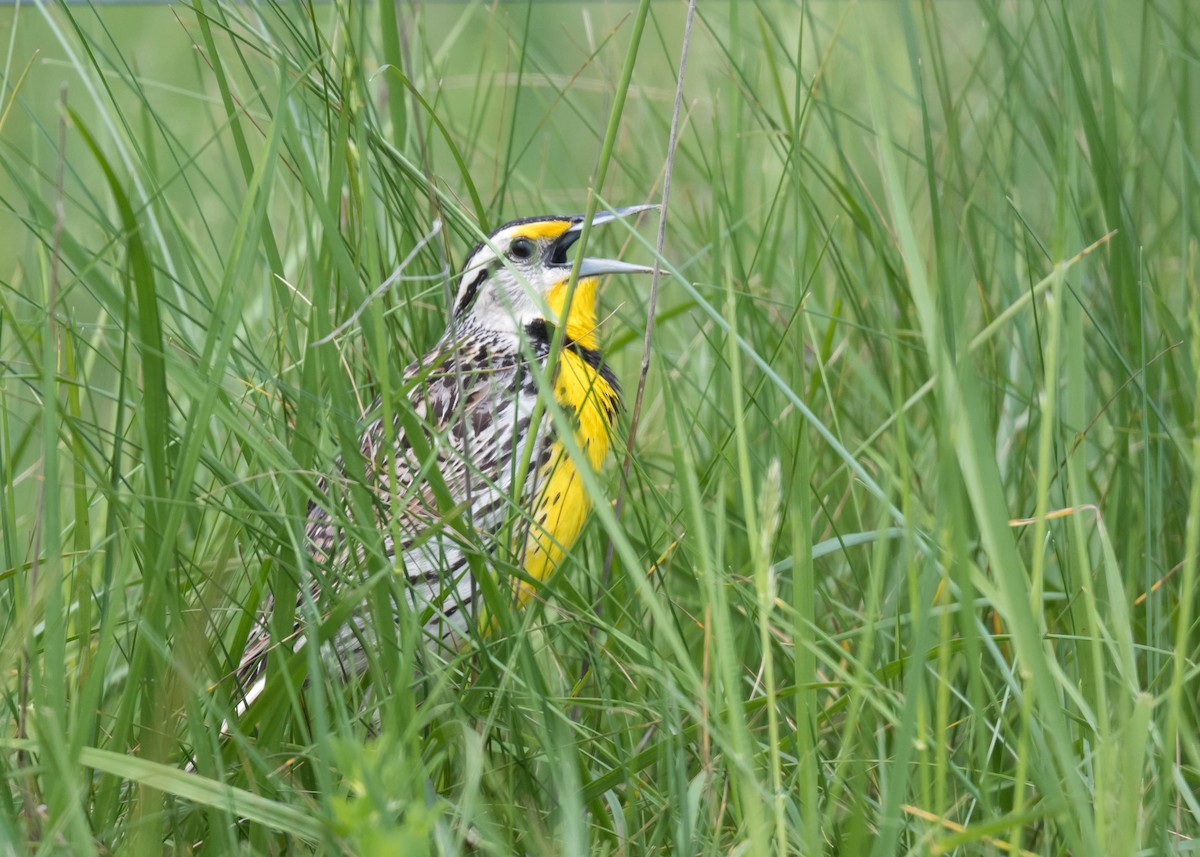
[509,238,535,261]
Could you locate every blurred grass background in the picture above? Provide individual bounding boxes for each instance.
[1,0,1197,854]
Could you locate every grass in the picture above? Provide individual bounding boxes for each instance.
[0,0,1197,853]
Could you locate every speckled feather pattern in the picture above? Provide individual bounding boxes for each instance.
[233,210,646,709]
[236,323,617,694]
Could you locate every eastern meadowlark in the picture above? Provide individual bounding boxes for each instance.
[236,205,655,705]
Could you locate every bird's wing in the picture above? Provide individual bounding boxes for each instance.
[234,338,532,700]
[308,339,527,557]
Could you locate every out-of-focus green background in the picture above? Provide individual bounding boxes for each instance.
[1,1,1196,854]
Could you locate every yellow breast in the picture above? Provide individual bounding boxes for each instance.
[516,277,620,605]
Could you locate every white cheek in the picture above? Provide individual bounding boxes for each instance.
[472,286,526,330]
[489,272,540,319]
[473,289,503,320]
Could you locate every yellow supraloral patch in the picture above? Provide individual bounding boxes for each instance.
[505,219,574,242]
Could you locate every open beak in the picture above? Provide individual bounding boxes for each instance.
[548,204,657,277]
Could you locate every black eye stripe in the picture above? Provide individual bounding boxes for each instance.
[455,268,488,317]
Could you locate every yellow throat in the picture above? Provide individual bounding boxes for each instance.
[516,275,619,605]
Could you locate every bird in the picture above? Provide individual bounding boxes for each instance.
[234,204,656,710]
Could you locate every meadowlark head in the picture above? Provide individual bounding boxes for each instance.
[451,205,655,345]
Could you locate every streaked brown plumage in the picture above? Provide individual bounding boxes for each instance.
[235,206,653,708]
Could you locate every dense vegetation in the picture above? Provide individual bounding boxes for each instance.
[1,1,1196,853]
